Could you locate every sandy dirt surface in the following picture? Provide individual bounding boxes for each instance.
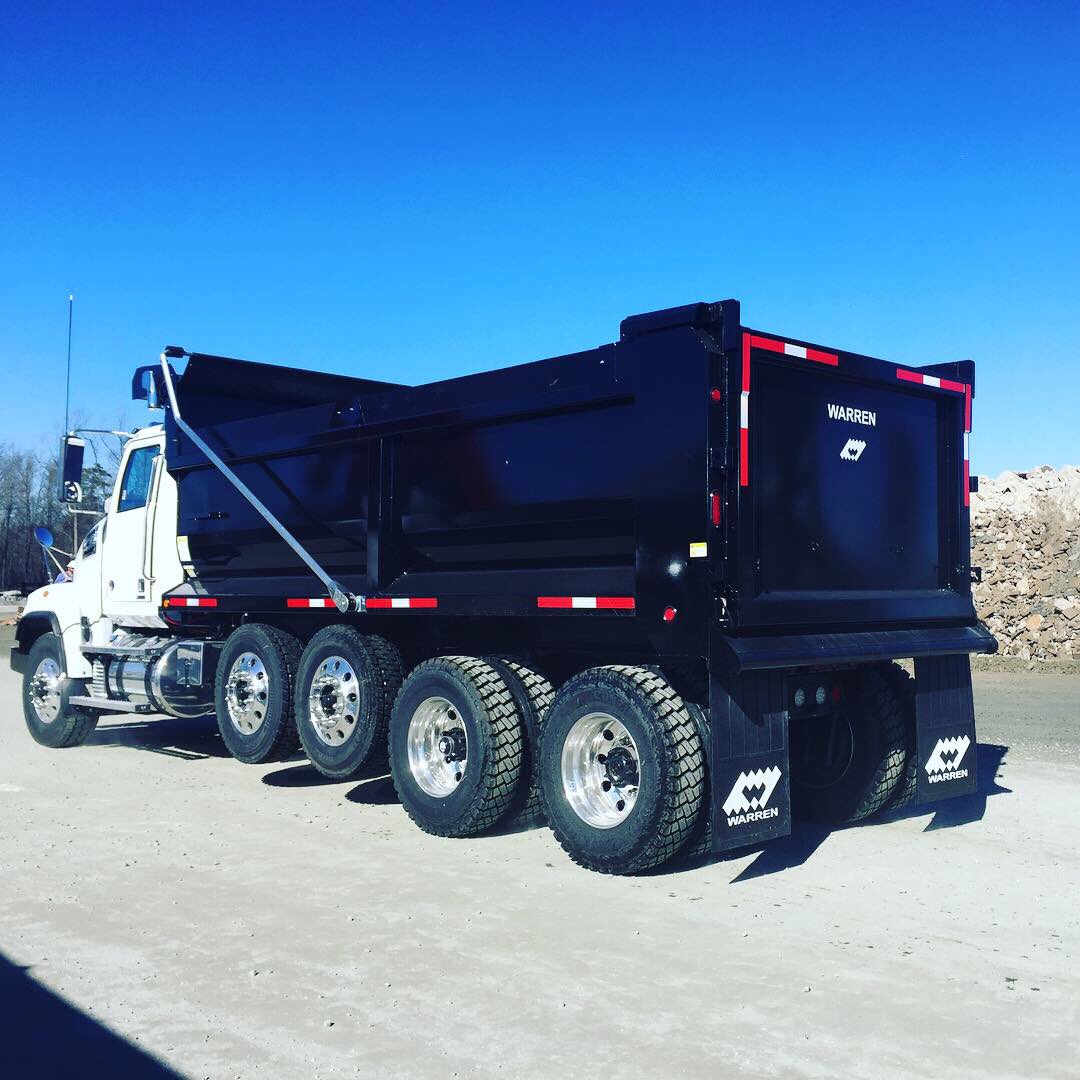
[1,625,1078,1079]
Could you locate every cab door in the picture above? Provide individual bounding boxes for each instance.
[101,439,162,622]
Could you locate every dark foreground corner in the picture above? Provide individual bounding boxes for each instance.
[0,952,184,1078]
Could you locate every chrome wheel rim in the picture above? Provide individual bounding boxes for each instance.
[407,696,467,798]
[29,657,62,724]
[225,652,269,734]
[561,712,640,829]
[307,655,360,746]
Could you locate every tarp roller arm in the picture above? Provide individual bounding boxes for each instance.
[158,351,356,613]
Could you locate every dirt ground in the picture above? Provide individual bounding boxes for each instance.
[1,624,1077,1079]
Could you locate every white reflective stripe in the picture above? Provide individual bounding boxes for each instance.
[783,343,807,358]
[571,597,597,609]
[964,432,970,458]
[923,375,941,388]
[391,598,409,608]
[740,391,749,428]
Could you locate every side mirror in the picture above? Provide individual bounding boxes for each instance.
[131,365,161,409]
[58,435,85,503]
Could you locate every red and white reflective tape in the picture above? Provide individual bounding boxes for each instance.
[163,597,217,608]
[895,368,967,394]
[963,384,973,508]
[740,333,839,487]
[537,596,635,610]
[286,597,337,608]
[366,597,438,610]
[747,334,839,367]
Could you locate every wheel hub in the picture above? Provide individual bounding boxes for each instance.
[560,712,641,829]
[225,652,269,734]
[29,657,62,724]
[307,656,360,746]
[407,697,467,798]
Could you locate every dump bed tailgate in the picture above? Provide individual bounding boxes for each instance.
[732,330,974,630]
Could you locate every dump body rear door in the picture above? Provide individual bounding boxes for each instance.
[732,330,974,630]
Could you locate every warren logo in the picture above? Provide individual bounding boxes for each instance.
[722,766,782,827]
[827,402,877,426]
[925,735,971,783]
[840,438,867,462]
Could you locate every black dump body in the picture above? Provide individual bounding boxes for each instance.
[161,298,993,672]
[158,299,996,852]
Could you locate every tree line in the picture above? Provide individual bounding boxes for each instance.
[0,442,115,593]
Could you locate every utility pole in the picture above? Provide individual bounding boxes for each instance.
[64,294,73,438]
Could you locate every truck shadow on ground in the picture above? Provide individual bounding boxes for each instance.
[88,715,228,761]
[0,952,183,1078]
[261,761,401,805]
[689,742,1013,883]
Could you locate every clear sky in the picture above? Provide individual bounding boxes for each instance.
[2,1,1077,477]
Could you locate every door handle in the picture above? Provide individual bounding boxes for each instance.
[195,511,230,521]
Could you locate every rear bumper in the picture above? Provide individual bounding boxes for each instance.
[714,623,997,676]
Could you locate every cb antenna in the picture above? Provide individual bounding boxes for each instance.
[64,293,74,437]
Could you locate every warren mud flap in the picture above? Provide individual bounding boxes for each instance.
[708,668,792,853]
[913,654,979,803]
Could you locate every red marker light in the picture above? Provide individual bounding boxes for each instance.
[709,387,722,402]
[831,685,843,703]
[663,606,677,623]
[710,492,722,527]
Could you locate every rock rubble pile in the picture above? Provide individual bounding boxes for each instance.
[971,465,1080,664]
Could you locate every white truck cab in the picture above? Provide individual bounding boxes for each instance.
[13,425,196,741]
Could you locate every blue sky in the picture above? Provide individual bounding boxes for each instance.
[2,1,1077,476]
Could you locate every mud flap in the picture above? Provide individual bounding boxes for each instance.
[709,669,791,853]
[914,655,978,804]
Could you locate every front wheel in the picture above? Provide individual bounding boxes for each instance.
[22,633,98,748]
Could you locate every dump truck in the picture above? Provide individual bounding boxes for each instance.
[11,300,996,873]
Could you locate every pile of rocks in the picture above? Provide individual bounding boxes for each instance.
[971,465,1080,665]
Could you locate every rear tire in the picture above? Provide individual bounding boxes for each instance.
[538,666,705,875]
[21,633,98,748]
[485,657,554,824]
[881,663,918,810]
[678,702,713,861]
[295,627,404,779]
[215,624,302,764]
[789,665,907,825]
[389,657,524,837]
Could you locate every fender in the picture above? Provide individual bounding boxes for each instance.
[11,584,92,679]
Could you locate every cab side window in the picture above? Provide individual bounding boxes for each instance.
[117,446,160,512]
[80,520,103,559]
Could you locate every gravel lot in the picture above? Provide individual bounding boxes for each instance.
[1,623,1077,1079]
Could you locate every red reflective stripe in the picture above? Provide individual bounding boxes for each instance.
[537,597,635,610]
[741,332,751,393]
[739,426,749,487]
[896,368,966,394]
[164,597,217,608]
[286,598,335,608]
[366,597,438,609]
[940,377,966,393]
[963,459,970,508]
[710,492,722,527]
[964,384,972,432]
[805,346,840,366]
[896,367,923,384]
[750,335,785,355]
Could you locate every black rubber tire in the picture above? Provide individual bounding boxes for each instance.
[881,663,918,810]
[294,627,404,780]
[485,657,554,824]
[789,665,907,825]
[21,633,98,748]
[389,657,524,838]
[538,666,706,875]
[678,702,713,861]
[215,623,303,764]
